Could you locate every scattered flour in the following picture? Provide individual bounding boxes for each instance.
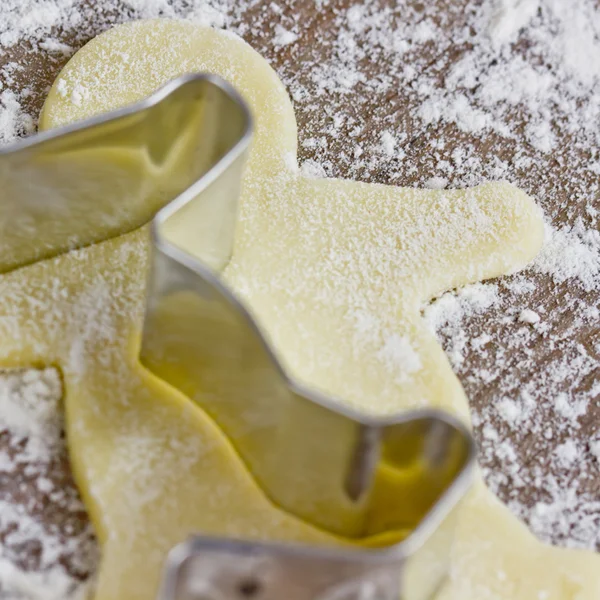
[533,221,600,291]
[518,308,540,324]
[0,369,62,458]
[423,283,500,368]
[488,0,541,47]
[0,369,97,599]
[272,25,298,47]
[0,0,598,594]
[0,1,81,48]
[376,334,422,383]
[554,440,579,468]
[0,92,35,144]
[424,176,449,190]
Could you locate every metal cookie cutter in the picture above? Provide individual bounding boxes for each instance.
[0,74,476,600]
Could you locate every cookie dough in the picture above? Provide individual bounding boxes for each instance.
[12,17,594,600]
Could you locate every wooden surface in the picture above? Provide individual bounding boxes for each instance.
[1,0,598,591]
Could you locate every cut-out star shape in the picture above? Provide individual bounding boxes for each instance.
[1,17,597,600]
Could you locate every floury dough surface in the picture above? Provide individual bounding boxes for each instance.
[19,18,594,600]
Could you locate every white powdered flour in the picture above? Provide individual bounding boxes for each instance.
[0,0,598,596]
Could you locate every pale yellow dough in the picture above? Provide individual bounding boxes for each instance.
[10,17,591,600]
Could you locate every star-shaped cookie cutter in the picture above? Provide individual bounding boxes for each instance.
[1,74,476,600]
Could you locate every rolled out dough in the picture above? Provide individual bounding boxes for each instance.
[14,17,595,600]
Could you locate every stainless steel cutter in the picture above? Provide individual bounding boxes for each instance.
[0,74,476,600]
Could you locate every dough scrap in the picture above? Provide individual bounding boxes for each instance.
[9,17,592,600]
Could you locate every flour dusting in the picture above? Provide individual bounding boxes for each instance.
[0,369,97,600]
[0,0,598,595]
